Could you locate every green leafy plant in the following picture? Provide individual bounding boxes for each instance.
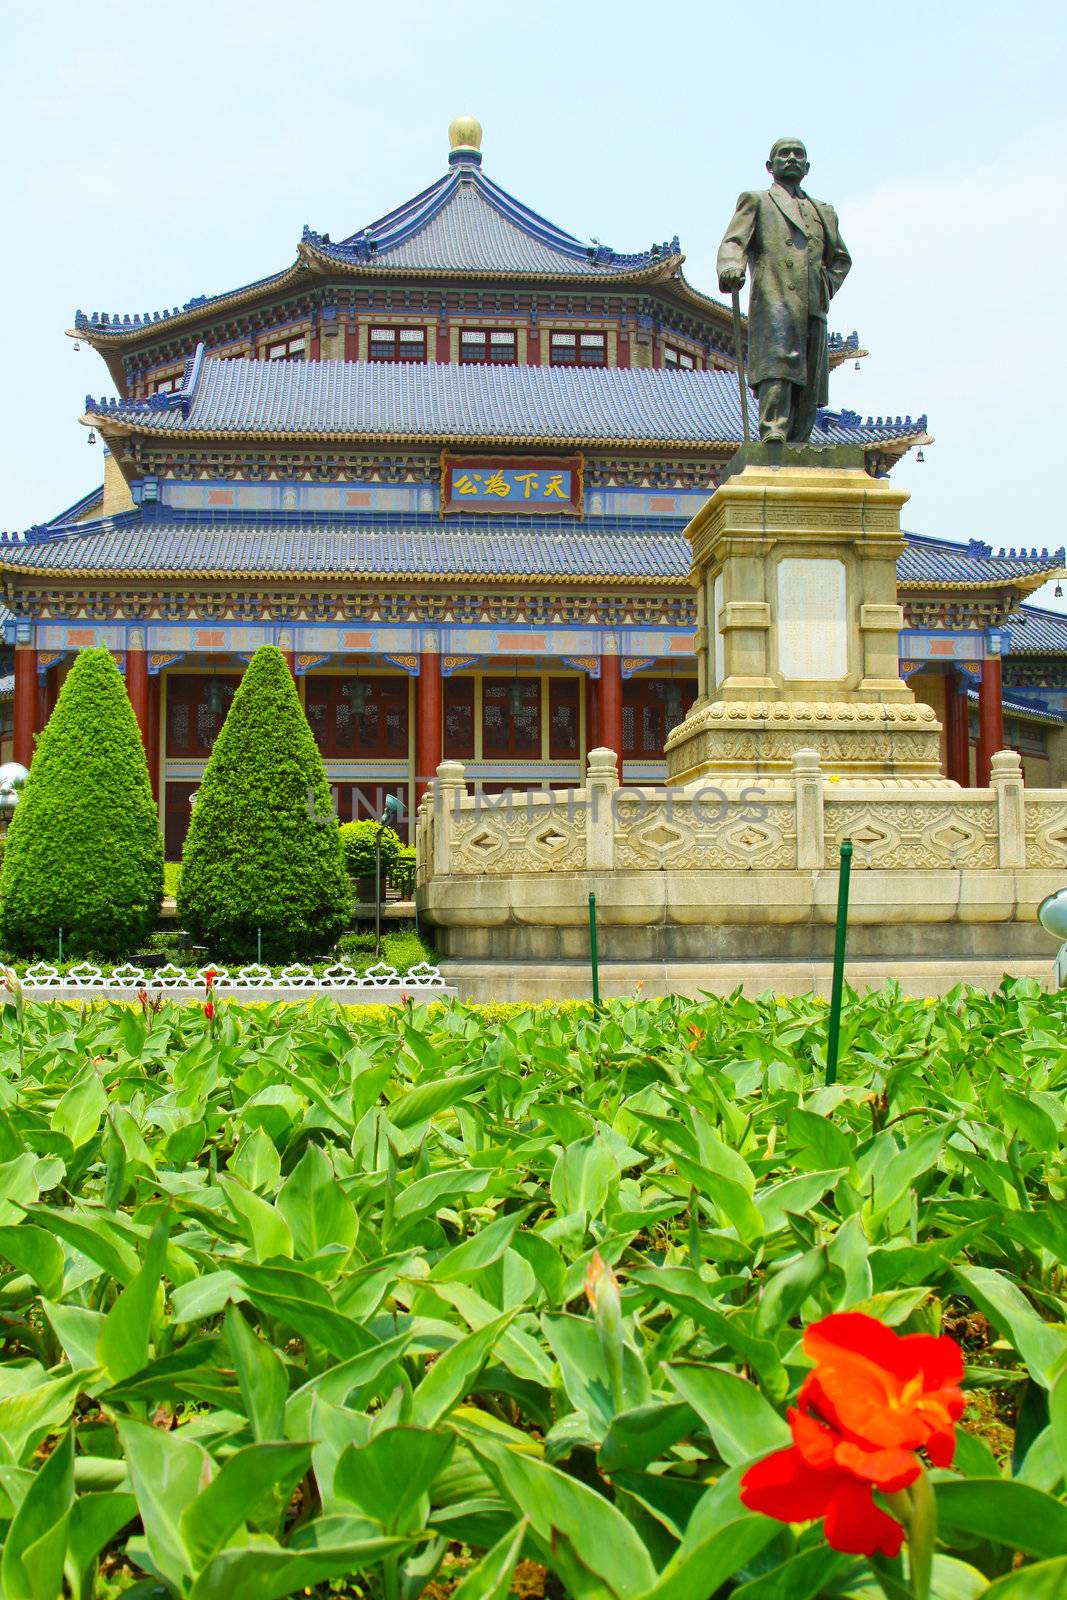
[391,841,416,897]
[0,979,1064,1598]
[0,646,163,956]
[177,646,350,961]
[339,817,401,881]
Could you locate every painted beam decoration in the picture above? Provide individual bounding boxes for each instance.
[441,452,583,516]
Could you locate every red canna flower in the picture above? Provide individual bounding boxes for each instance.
[203,968,218,990]
[799,1313,965,1471]
[740,1313,964,1559]
[742,1406,910,1557]
[203,1000,215,1022]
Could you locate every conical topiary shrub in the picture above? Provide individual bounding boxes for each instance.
[0,647,164,957]
[177,645,350,961]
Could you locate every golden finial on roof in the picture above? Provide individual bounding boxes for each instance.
[448,115,483,153]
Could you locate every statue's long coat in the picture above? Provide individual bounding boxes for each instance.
[717,184,851,395]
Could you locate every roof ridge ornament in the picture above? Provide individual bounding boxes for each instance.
[448,114,483,168]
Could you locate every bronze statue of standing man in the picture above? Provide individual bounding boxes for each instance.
[718,138,851,446]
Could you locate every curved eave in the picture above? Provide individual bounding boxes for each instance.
[899,566,1064,596]
[828,345,869,371]
[0,562,690,590]
[66,259,313,352]
[657,268,736,332]
[84,413,929,459]
[296,237,684,287]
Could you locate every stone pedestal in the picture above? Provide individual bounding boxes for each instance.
[666,447,945,783]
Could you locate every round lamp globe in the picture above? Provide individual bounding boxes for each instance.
[1037,887,1067,941]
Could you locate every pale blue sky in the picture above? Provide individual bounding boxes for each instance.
[3,0,1065,603]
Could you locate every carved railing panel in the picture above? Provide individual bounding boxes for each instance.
[823,798,998,870]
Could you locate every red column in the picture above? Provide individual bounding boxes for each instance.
[147,674,161,803]
[282,652,296,678]
[37,669,50,734]
[598,654,624,781]
[585,673,600,756]
[976,656,1004,786]
[13,647,37,767]
[126,644,150,757]
[435,324,450,364]
[526,322,541,366]
[944,671,970,786]
[415,654,443,803]
[344,318,359,362]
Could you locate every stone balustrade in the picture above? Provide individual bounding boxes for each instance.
[416,747,1067,881]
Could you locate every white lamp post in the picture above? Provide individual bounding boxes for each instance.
[1037,888,1067,989]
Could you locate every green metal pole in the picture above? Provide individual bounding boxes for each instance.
[257,926,262,965]
[59,927,63,963]
[825,839,853,1086]
[588,892,601,1010]
[375,825,383,962]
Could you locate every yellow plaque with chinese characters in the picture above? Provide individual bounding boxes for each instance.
[441,453,583,515]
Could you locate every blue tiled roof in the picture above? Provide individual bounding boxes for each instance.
[73,152,682,338]
[965,687,1064,726]
[45,483,106,530]
[73,267,299,338]
[0,518,693,582]
[1008,605,1067,654]
[302,158,679,278]
[87,354,928,449]
[4,516,1052,595]
[0,515,1062,614]
[898,532,1064,587]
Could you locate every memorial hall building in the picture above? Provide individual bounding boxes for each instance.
[2,117,1065,855]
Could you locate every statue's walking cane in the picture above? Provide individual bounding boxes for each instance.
[730,288,753,443]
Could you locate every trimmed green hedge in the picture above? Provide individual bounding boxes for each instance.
[0,647,163,956]
[339,817,401,880]
[177,646,350,960]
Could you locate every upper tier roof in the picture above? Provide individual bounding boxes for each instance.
[72,122,694,347]
[85,353,926,452]
[301,155,680,279]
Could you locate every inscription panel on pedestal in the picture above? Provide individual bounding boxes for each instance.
[777,558,847,681]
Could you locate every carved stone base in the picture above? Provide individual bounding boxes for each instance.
[665,697,948,784]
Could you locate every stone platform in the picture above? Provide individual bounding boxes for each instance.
[416,457,1067,998]
[440,958,1056,1004]
[415,748,1067,993]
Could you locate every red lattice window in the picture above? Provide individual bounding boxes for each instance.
[444,678,475,759]
[622,677,697,757]
[460,329,517,365]
[482,678,540,757]
[548,678,581,757]
[369,327,427,362]
[165,675,240,757]
[305,675,409,758]
[265,334,307,361]
[550,331,606,367]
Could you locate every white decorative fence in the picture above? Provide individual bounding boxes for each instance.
[16,961,452,1005]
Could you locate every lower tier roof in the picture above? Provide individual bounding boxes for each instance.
[0,514,1061,591]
